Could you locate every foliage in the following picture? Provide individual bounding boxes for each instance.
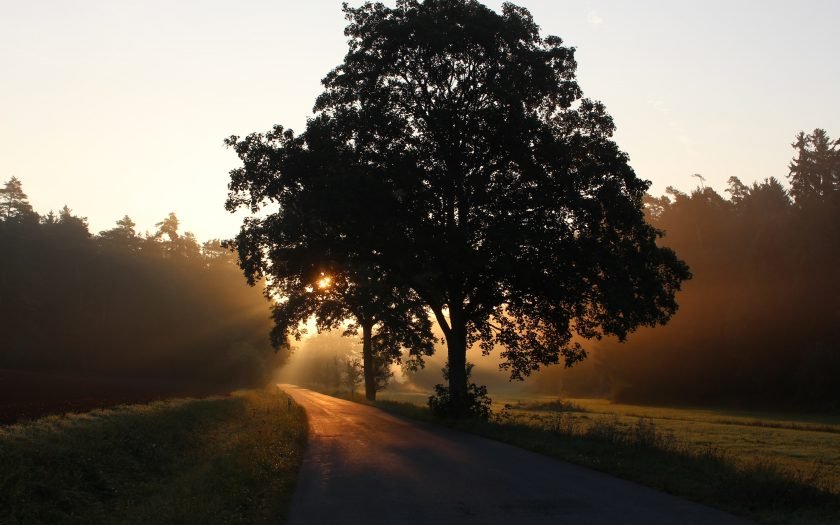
[225,124,436,401]
[428,363,491,420]
[343,357,364,396]
[225,0,689,417]
[0,178,279,407]
[323,348,396,397]
[788,129,839,205]
[534,136,840,407]
[0,176,36,222]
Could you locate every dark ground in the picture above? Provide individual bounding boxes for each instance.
[0,369,225,424]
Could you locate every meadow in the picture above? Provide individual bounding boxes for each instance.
[0,387,307,524]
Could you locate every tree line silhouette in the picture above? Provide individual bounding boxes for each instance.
[0,178,279,417]
[535,129,840,409]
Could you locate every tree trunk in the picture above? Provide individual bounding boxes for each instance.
[445,302,469,417]
[362,319,376,401]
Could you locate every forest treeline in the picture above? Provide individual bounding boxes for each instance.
[3,128,837,411]
[536,129,840,409]
[0,179,279,399]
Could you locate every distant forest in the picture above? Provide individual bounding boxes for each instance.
[0,180,279,399]
[535,129,840,409]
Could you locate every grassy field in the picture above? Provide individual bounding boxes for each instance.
[372,390,840,525]
[0,387,307,524]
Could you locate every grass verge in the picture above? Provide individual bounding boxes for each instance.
[355,395,840,525]
[0,386,307,524]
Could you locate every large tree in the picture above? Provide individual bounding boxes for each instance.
[228,0,690,416]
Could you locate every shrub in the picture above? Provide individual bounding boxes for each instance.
[428,363,492,420]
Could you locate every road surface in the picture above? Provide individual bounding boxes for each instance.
[281,385,752,525]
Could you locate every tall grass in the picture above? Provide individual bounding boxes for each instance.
[0,387,307,524]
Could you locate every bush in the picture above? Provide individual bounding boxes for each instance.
[428,363,492,420]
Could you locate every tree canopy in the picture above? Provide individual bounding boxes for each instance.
[225,123,436,401]
[0,177,36,222]
[226,0,690,416]
[788,129,839,205]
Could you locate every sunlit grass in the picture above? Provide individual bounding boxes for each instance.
[369,391,840,525]
[0,387,307,524]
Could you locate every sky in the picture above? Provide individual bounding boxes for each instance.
[2,0,838,242]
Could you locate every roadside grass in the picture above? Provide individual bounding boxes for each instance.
[0,387,307,525]
[355,394,840,525]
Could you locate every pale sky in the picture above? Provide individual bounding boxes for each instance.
[2,1,837,241]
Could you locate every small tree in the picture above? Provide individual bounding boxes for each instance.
[343,357,364,396]
[0,177,36,222]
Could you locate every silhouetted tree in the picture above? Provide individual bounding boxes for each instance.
[788,129,839,205]
[289,0,689,416]
[99,215,142,252]
[152,212,200,259]
[0,177,36,222]
[226,127,436,401]
[343,357,363,396]
[58,206,90,239]
[154,212,180,241]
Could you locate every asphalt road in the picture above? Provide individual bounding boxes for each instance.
[281,385,753,525]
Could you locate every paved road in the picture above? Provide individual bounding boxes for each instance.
[281,385,752,525]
